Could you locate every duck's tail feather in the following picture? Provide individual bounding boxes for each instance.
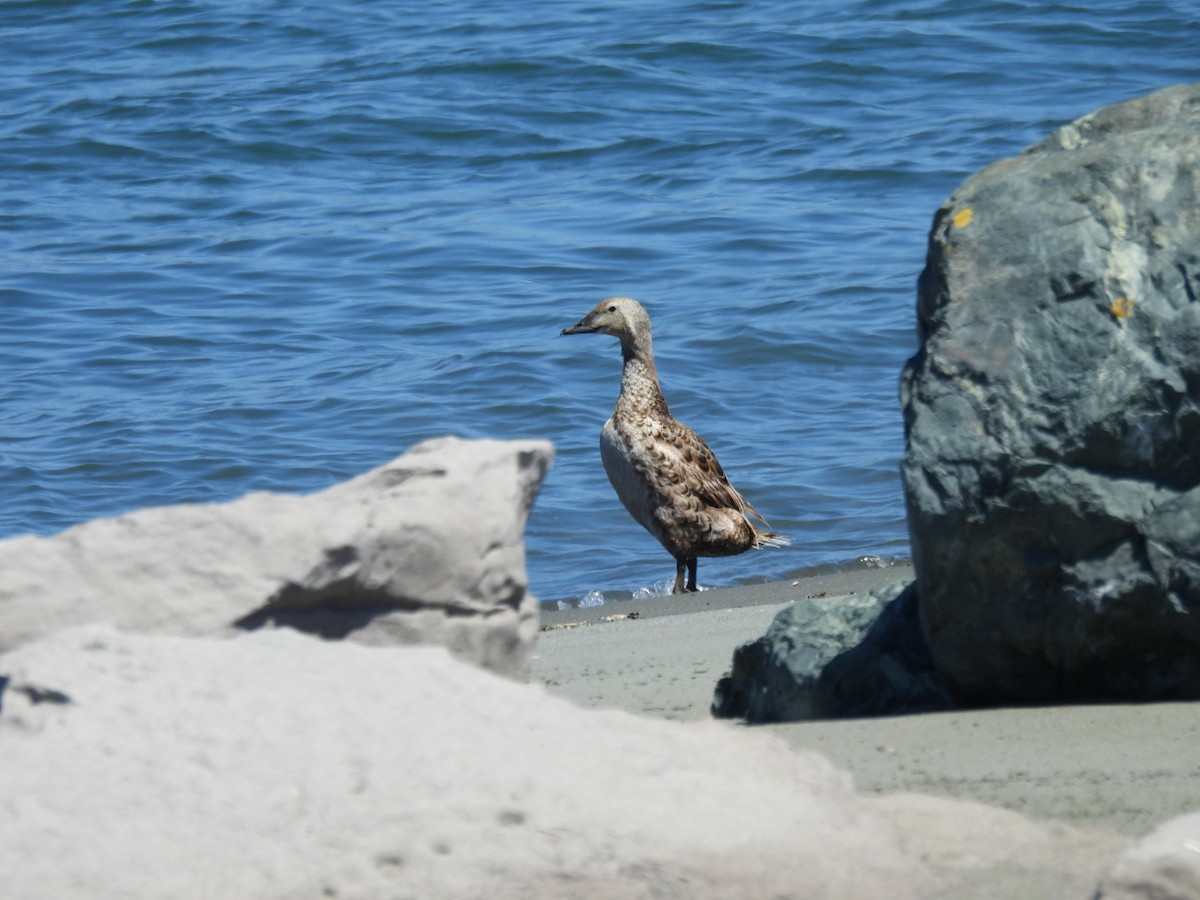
[753,528,791,548]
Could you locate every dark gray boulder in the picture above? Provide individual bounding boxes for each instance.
[712,582,954,722]
[901,83,1200,703]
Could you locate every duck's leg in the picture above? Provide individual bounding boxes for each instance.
[685,557,698,593]
[672,557,688,594]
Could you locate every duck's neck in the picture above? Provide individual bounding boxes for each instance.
[618,335,669,417]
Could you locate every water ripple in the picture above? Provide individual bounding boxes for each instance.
[1,0,1195,602]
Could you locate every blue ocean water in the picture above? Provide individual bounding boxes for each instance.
[1,1,1196,605]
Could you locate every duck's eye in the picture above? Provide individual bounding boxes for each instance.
[607,305,617,312]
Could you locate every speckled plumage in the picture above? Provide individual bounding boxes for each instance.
[562,297,786,594]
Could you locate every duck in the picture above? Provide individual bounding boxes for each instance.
[561,297,787,594]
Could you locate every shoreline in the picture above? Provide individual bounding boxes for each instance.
[532,563,1200,839]
[539,560,915,623]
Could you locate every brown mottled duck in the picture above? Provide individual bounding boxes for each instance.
[561,297,787,594]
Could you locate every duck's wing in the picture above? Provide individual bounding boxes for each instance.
[652,416,771,525]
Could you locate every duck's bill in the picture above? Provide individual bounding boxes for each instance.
[560,321,598,335]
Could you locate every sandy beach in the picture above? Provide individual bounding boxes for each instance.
[533,564,1200,839]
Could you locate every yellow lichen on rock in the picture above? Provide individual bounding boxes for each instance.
[1110,296,1135,320]
[952,207,974,228]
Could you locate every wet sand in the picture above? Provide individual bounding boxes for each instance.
[533,564,1200,838]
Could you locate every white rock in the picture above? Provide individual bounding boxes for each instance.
[1095,813,1200,899]
[0,436,552,677]
[0,626,934,900]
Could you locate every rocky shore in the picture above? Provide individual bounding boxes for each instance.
[1,439,1193,898]
[5,82,1200,898]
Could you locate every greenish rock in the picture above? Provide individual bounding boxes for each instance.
[712,582,954,722]
[901,82,1200,703]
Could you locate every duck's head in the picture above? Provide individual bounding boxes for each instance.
[561,297,651,346]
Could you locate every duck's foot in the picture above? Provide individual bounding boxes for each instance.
[672,557,699,594]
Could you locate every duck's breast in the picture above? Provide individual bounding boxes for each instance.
[599,415,661,539]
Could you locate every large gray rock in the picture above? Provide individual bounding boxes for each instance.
[711,582,954,722]
[0,626,927,899]
[0,436,552,678]
[0,625,1122,899]
[901,83,1200,703]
